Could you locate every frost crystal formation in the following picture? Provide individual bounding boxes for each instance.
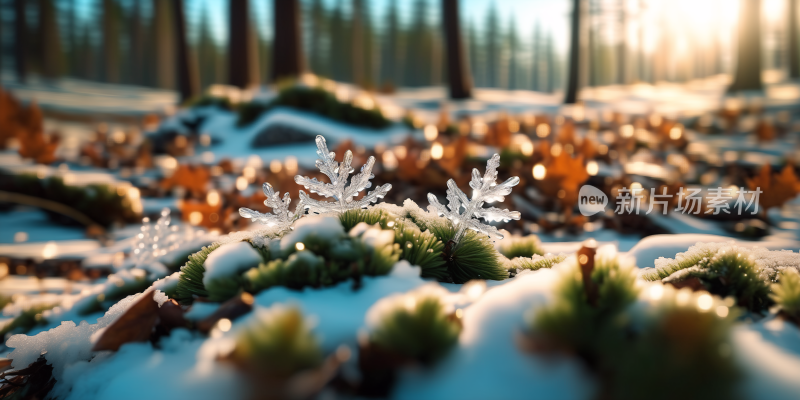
[295,135,392,214]
[428,153,520,244]
[239,182,303,232]
[132,208,181,266]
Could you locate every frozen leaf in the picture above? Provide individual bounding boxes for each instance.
[295,135,392,214]
[427,153,520,244]
[239,182,303,233]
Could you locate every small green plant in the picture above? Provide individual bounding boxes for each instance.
[174,244,221,305]
[244,229,399,294]
[532,253,639,353]
[4,174,140,228]
[650,247,771,313]
[498,235,544,259]
[511,254,566,272]
[370,296,461,365]
[0,303,56,337]
[428,221,508,283]
[236,86,391,129]
[231,306,323,376]
[771,269,800,319]
[394,221,448,280]
[339,208,392,232]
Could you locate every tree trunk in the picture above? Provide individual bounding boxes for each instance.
[172,0,199,102]
[102,0,120,83]
[728,0,763,92]
[271,0,304,82]
[39,0,62,80]
[228,0,257,88]
[789,0,800,78]
[14,0,28,82]
[352,0,364,86]
[130,0,145,85]
[565,0,582,103]
[617,0,626,84]
[442,0,472,99]
[152,0,175,89]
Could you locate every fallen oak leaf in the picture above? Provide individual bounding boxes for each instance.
[93,289,159,351]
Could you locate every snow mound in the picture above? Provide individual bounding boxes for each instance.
[280,216,345,252]
[202,241,263,287]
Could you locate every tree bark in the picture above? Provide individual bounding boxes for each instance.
[271,0,304,82]
[228,0,257,88]
[728,0,763,92]
[564,0,582,103]
[442,0,472,99]
[172,0,199,102]
[789,0,800,78]
[14,0,27,82]
[39,0,62,80]
[102,0,120,83]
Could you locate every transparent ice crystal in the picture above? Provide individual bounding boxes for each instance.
[295,135,392,214]
[427,153,520,244]
[131,208,181,267]
[239,182,303,232]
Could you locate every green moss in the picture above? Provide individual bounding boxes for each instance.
[641,247,717,281]
[511,254,566,272]
[0,303,56,337]
[428,222,508,283]
[232,306,323,376]
[3,173,139,228]
[244,229,399,294]
[660,251,771,313]
[394,221,448,281]
[370,296,461,365]
[532,256,639,353]
[771,269,800,318]
[237,86,391,129]
[174,243,221,305]
[339,208,392,232]
[185,95,232,110]
[498,235,544,259]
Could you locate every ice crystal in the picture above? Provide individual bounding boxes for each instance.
[131,208,182,267]
[295,135,392,214]
[427,153,520,244]
[239,182,303,233]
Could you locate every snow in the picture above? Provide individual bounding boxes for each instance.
[6,291,144,380]
[279,216,345,252]
[202,241,263,287]
[626,234,800,270]
[733,320,800,400]
[349,222,396,249]
[250,261,425,352]
[394,265,595,400]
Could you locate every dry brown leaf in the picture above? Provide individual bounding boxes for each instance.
[747,164,800,212]
[161,164,211,196]
[93,290,160,351]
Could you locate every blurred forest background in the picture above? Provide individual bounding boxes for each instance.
[0,0,792,96]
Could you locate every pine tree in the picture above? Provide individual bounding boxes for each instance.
[405,0,432,86]
[152,0,175,89]
[484,3,499,88]
[271,0,304,82]
[531,22,541,91]
[196,6,220,90]
[39,0,63,80]
[14,0,28,82]
[380,0,402,87]
[129,0,146,85]
[507,15,518,90]
[229,0,257,87]
[729,0,763,92]
[172,0,199,102]
[565,0,582,103]
[308,0,327,77]
[442,0,472,98]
